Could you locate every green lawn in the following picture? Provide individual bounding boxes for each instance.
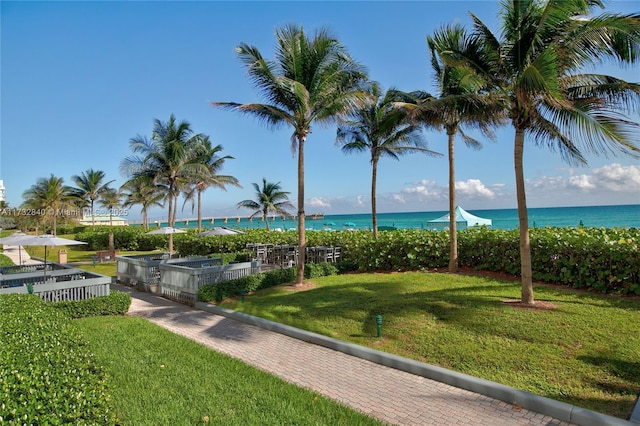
[76,316,384,426]
[217,272,640,419]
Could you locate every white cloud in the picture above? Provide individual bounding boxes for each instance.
[356,195,365,206]
[456,179,495,199]
[567,174,595,190]
[591,163,640,192]
[308,197,331,208]
[528,163,640,194]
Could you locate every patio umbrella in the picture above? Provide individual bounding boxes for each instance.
[15,234,87,281]
[146,226,187,235]
[146,227,186,254]
[198,227,244,236]
[0,232,28,265]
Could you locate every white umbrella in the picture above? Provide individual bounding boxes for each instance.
[146,227,186,254]
[0,232,28,265]
[16,234,87,280]
[198,227,244,236]
[146,226,187,235]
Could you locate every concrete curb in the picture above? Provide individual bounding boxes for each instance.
[196,302,634,426]
[630,396,640,424]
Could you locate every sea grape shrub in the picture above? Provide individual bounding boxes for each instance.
[458,228,520,274]
[0,294,115,424]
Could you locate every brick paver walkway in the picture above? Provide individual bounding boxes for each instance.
[118,284,575,426]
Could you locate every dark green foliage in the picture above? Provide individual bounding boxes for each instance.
[75,225,180,251]
[458,227,640,294]
[52,290,132,319]
[0,294,115,424]
[304,262,338,278]
[335,259,359,274]
[199,264,340,303]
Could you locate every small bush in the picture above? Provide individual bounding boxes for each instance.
[52,290,132,319]
[305,262,338,278]
[0,294,115,424]
[199,264,340,303]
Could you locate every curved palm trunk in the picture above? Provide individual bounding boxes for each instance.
[447,131,458,272]
[296,135,306,285]
[371,159,378,239]
[514,128,534,304]
[91,200,96,227]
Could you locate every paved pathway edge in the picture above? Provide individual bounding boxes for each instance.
[196,302,633,426]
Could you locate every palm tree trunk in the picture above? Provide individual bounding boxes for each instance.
[167,191,174,254]
[262,209,270,231]
[91,200,96,227]
[371,159,378,239]
[197,190,203,233]
[296,135,306,285]
[514,128,534,304]
[448,131,458,272]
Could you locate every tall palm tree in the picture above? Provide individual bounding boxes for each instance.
[460,0,640,304]
[120,176,165,230]
[98,188,122,226]
[212,24,368,284]
[336,84,441,239]
[121,114,206,253]
[183,137,241,233]
[406,23,505,272]
[22,174,75,235]
[236,178,294,231]
[70,169,115,227]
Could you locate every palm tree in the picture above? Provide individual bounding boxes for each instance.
[98,188,122,226]
[22,174,75,235]
[183,137,241,233]
[236,179,294,231]
[70,169,115,227]
[120,176,165,230]
[212,24,368,284]
[336,84,441,239]
[460,0,640,304]
[121,114,206,253]
[406,23,505,272]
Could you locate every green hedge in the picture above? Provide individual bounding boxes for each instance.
[0,294,115,424]
[198,263,341,303]
[52,290,132,319]
[77,226,640,295]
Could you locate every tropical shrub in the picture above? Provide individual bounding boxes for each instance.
[52,290,132,319]
[198,263,341,303]
[0,294,114,424]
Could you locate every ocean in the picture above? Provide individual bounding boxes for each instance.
[160,204,640,231]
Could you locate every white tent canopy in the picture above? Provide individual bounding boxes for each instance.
[428,206,492,229]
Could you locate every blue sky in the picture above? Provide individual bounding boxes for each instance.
[2,0,639,222]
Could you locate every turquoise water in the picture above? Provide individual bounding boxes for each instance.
[160,204,640,231]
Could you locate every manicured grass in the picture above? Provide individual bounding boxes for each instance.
[218,272,640,419]
[76,316,384,426]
